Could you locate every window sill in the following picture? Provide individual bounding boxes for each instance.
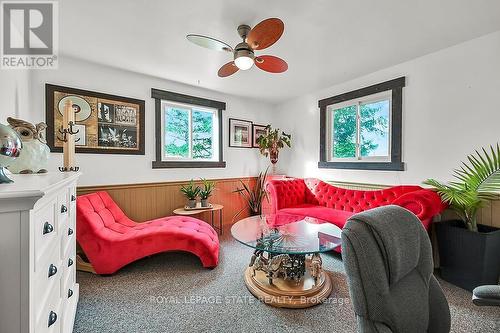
[318,161,404,171]
[152,161,226,169]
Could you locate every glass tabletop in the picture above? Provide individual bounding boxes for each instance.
[230,214,342,255]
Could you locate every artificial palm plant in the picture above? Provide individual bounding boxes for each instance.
[424,144,500,232]
[233,167,269,217]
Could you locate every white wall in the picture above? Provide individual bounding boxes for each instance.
[3,30,499,187]
[272,30,500,185]
[0,70,31,122]
[5,56,275,186]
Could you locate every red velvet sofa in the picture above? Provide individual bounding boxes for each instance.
[266,178,445,230]
[77,192,219,274]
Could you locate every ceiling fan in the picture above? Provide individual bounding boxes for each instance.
[186,18,288,77]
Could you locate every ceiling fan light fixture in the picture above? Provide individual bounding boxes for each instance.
[188,18,287,77]
[234,54,254,70]
[234,44,254,70]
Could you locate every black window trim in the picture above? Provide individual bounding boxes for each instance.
[318,77,405,171]
[151,88,226,169]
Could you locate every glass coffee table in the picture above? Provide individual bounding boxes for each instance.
[231,214,342,308]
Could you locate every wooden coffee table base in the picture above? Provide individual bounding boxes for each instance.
[244,267,333,308]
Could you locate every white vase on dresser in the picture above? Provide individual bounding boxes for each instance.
[0,172,80,333]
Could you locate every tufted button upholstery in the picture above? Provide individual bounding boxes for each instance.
[267,178,446,233]
[266,178,307,211]
[76,191,219,274]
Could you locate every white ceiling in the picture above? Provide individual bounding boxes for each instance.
[60,0,500,104]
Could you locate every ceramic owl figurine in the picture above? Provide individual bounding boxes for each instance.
[6,117,50,174]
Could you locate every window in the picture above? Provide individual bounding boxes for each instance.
[328,91,390,161]
[319,77,405,171]
[152,89,226,168]
[163,102,218,160]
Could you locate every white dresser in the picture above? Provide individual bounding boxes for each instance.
[0,172,80,333]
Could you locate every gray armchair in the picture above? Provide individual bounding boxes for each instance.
[341,205,451,333]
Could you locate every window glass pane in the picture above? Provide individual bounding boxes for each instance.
[165,107,189,158]
[332,105,357,158]
[192,109,214,159]
[360,100,390,157]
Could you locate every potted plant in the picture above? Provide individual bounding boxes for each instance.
[199,178,216,207]
[256,125,291,173]
[180,179,200,208]
[234,167,269,217]
[424,144,500,291]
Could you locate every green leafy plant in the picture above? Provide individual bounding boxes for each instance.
[233,167,270,216]
[423,144,500,232]
[256,125,291,163]
[180,179,200,200]
[199,178,216,199]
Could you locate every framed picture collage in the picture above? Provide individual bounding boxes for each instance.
[229,118,268,149]
[46,84,145,155]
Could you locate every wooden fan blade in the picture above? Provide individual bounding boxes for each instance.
[247,18,284,50]
[186,34,233,52]
[255,55,288,73]
[218,61,239,77]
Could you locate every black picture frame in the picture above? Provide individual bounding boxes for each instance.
[151,88,226,168]
[229,118,253,148]
[252,124,268,148]
[318,77,405,171]
[45,84,145,155]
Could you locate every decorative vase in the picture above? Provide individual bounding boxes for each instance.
[0,123,23,183]
[187,199,197,208]
[270,150,279,164]
[201,198,209,207]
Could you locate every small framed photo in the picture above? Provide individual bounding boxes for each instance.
[229,118,252,148]
[252,124,268,148]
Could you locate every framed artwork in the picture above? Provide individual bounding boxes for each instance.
[252,124,268,148]
[46,84,145,155]
[229,118,252,148]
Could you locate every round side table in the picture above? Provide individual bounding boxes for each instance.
[173,204,224,235]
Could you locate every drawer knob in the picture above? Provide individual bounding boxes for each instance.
[43,222,54,235]
[48,264,57,278]
[68,258,73,267]
[60,205,68,213]
[68,289,73,298]
[48,311,57,327]
[68,227,74,236]
[71,194,76,202]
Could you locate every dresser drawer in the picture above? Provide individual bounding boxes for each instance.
[61,242,75,284]
[61,259,75,302]
[69,186,77,211]
[58,188,70,226]
[36,289,62,333]
[34,200,59,269]
[34,243,62,319]
[61,215,75,259]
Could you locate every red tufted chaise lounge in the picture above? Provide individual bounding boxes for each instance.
[76,191,219,274]
[266,178,445,231]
